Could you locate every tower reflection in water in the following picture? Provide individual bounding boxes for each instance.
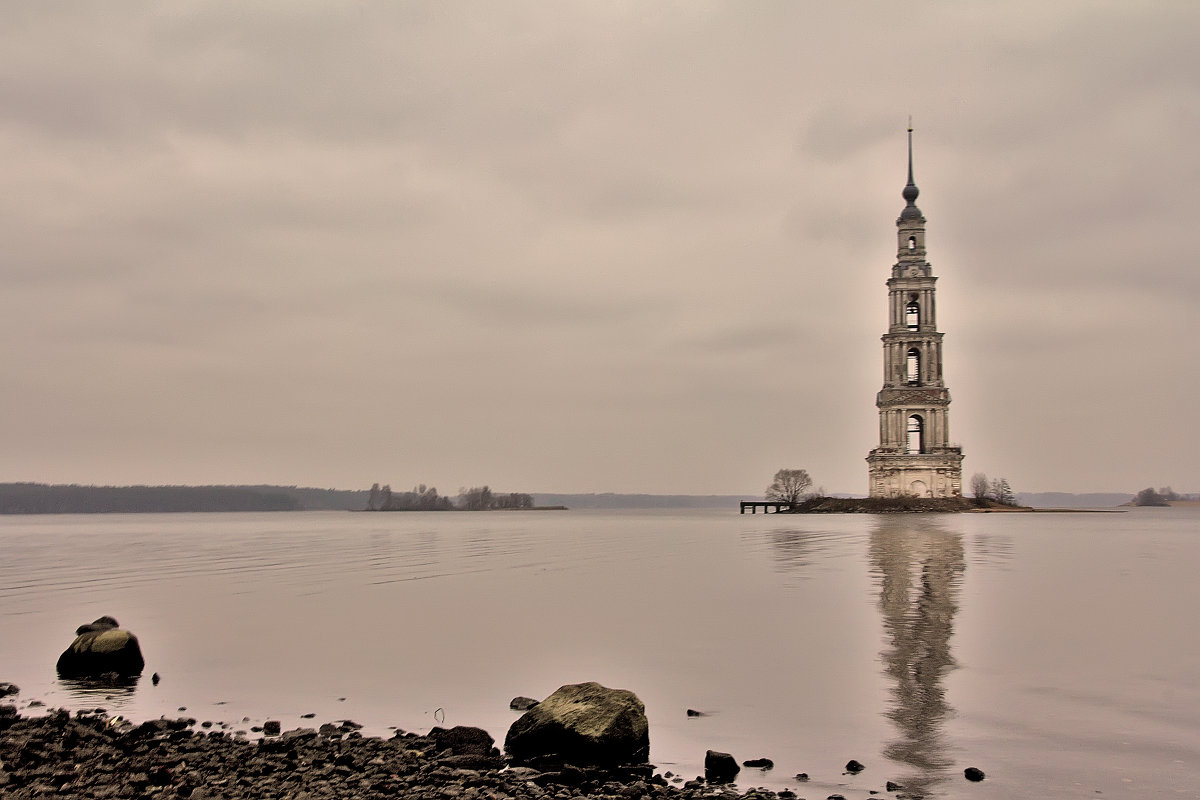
[869,515,964,796]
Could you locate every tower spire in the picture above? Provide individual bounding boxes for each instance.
[902,119,919,208]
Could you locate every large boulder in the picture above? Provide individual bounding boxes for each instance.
[504,681,649,768]
[56,616,145,678]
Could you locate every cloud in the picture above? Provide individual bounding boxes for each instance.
[0,2,1198,494]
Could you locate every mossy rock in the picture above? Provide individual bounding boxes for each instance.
[56,617,145,678]
[505,681,649,767]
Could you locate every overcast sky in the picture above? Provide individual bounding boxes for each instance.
[2,2,1197,496]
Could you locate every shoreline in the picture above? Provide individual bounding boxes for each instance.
[786,496,1017,513]
[0,702,808,800]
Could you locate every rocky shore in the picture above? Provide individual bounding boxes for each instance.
[789,496,978,513]
[0,704,801,800]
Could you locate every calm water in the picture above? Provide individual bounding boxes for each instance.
[1,508,1198,798]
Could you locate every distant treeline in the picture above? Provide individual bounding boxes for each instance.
[3,484,1166,514]
[0,483,368,514]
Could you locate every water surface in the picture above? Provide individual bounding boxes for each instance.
[1,507,1197,798]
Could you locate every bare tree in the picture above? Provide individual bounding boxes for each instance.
[969,473,989,503]
[766,468,813,504]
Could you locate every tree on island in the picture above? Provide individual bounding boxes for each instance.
[989,477,1016,506]
[458,485,494,511]
[969,472,990,505]
[765,468,814,505]
[366,482,532,511]
[1133,487,1170,507]
[370,484,453,511]
[491,492,534,510]
[968,472,1018,506]
[367,483,382,511]
[458,486,533,510]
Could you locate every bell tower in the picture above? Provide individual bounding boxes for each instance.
[866,127,963,498]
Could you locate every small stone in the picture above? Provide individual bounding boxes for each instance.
[704,750,740,783]
[964,766,986,782]
[301,713,316,718]
[845,759,865,774]
[510,696,539,711]
[686,709,705,717]
[886,780,903,791]
[0,683,18,697]
[151,673,160,685]
[795,772,809,781]
[263,720,282,736]
[743,758,774,769]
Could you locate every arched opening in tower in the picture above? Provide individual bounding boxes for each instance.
[906,349,920,385]
[905,299,920,330]
[907,415,924,454]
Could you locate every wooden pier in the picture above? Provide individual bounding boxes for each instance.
[739,501,792,514]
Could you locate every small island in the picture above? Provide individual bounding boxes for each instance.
[1126,486,1189,507]
[364,483,565,512]
[742,468,1031,513]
